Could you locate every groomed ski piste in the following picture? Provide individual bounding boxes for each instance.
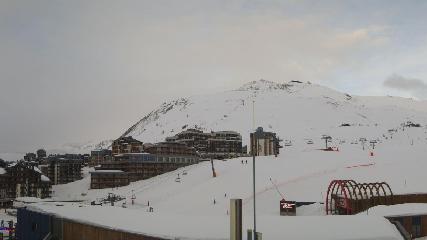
[21,80,427,239]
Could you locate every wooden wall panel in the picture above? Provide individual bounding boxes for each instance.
[62,219,167,240]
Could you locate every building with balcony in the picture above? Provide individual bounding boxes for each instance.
[112,136,143,156]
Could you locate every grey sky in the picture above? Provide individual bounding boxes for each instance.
[1,0,427,153]
[384,74,427,98]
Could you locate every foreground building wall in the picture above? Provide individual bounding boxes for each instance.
[17,208,166,240]
[386,215,427,239]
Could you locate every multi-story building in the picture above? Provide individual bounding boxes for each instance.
[4,162,51,203]
[90,170,129,189]
[144,142,197,156]
[0,168,9,207]
[112,136,143,156]
[90,149,112,166]
[250,127,282,156]
[166,129,209,153]
[100,152,198,182]
[46,158,83,185]
[166,129,243,159]
[206,131,242,158]
[92,144,199,189]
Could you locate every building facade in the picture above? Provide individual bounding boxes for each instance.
[90,149,112,166]
[90,170,129,189]
[166,129,243,158]
[101,152,198,182]
[206,131,243,158]
[112,136,143,156]
[4,162,51,203]
[46,158,83,185]
[0,168,9,207]
[144,142,197,156]
[250,127,281,156]
[92,149,199,188]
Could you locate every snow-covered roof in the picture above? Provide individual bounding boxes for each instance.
[34,166,42,174]
[359,204,427,217]
[27,202,402,240]
[41,175,50,182]
[8,162,17,167]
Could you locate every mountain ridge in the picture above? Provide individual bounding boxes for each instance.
[121,79,427,146]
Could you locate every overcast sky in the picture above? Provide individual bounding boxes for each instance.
[1,0,427,154]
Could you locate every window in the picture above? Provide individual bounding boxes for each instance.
[32,222,38,232]
[412,216,422,238]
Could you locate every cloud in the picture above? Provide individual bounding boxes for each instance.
[384,74,427,98]
[0,0,425,152]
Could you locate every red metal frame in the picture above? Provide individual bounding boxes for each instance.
[325,180,393,215]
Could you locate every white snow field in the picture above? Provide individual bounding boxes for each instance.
[29,80,427,239]
[44,126,427,239]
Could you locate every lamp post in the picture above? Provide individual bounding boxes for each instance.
[251,100,257,240]
[252,132,257,239]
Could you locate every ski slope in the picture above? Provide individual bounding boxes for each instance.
[47,125,427,239]
[31,80,427,239]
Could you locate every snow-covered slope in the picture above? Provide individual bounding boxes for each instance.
[122,79,427,145]
[42,80,427,239]
[49,126,427,239]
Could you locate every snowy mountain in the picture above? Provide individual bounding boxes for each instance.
[42,79,427,239]
[122,79,427,146]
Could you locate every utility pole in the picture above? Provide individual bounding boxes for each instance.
[252,100,257,240]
